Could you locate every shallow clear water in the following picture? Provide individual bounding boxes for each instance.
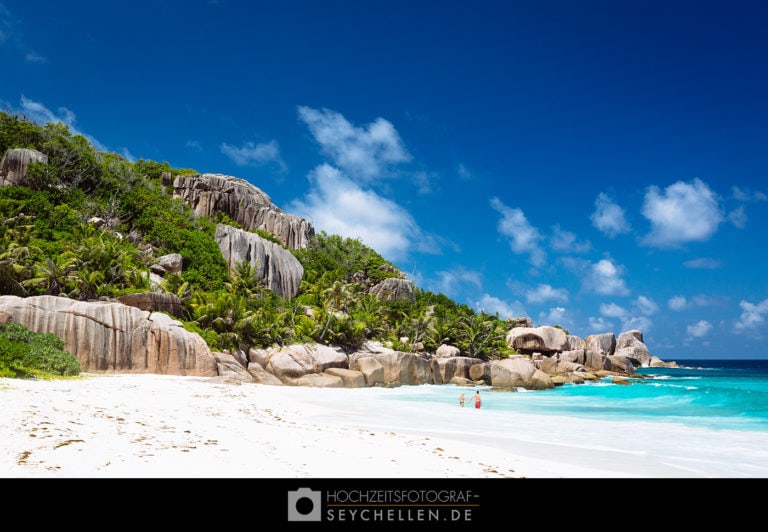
[387,359,768,433]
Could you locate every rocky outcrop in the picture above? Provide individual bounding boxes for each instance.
[615,330,651,367]
[116,292,183,318]
[149,253,183,276]
[506,326,569,354]
[325,368,366,388]
[566,335,586,351]
[298,373,344,387]
[352,356,385,386]
[262,343,348,384]
[490,357,554,390]
[585,333,616,357]
[215,224,304,299]
[214,351,253,382]
[369,278,415,301]
[0,295,216,375]
[430,356,480,384]
[435,344,460,358]
[348,342,433,386]
[0,148,48,186]
[170,173,314,249]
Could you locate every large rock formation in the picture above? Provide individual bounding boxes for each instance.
[259,343,348,385]
[490,357,554,390]
[506,326,569,354]
[369,277,415,301]
[348,341,434,386]
[170,173,314,249]
[215,224,304,299]
[116,292,183,318]
[585,333,616,357]
[615,330,652,367]
[0,148,48,186]
[0,295,216,375]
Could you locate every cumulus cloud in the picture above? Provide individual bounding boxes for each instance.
[599,300,653,332]
[683,257,721,269]
[185,140,202,151]
[641,178,723,248]
[525,283,568,304]
[297,106,410,181]
[429,267,482,298]
[635,295,658,316]
[668,294,716,311]
[490,197,546,267]
[591,193,631,237]
[550,225,591,254]
[288,164,432,262]
[457,164,472,180]
[475,294,527,320]
[600,302,627,319]
[220,139,286,170]
[623,316,652,332]
[687,320,713,338]
[538,306,568,327]
[735,299,768,331]
[588,316,614,332]
[583,259,629,296]
[668,296,687,311]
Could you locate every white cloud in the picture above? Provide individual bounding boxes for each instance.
[599,301,653,332]
[588,316,614,333]
[668,296,687,311]
[490,197,546,267]
[550,225,591,253]
[220,139,286,170]
[600,302,627,319]
[475,294,527,320]
[668,294,715,311]
[583,259,629,296]
[429,267,482,298]
[623,316,652,332]
[732,186,767,202]
[683,257,721,269]
[686,320,713,338]
[728,206,747,229]
[185,140,203,151]
[288,163,430,262]
[635,295,658,316]
[641,178,723,247]
[538,306,568,327]
[591,193,631,237]
[735,299,768,330]
[525,283,568,304]
[297,106,410,181]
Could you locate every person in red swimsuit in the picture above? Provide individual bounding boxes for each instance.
[474,391,481,409]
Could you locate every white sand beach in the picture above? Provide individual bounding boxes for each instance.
[2,374,765,478]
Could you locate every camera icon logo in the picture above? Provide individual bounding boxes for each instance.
[287,487,322,522]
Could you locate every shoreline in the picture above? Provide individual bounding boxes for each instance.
[2,373,765,478]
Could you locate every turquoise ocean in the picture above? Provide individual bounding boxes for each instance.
[309,359,768,476]
[390,359,768,432]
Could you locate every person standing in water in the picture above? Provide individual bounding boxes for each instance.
[458,392,465,407]
[474,391,482,409]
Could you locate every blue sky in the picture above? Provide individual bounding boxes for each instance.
[2,0,767,359]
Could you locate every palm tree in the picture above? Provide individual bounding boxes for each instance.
[23,255,77,296]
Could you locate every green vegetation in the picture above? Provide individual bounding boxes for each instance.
[0,111,519,374]
[0,322,80,378]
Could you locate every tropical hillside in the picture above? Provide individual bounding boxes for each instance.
[0,111,521,371]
